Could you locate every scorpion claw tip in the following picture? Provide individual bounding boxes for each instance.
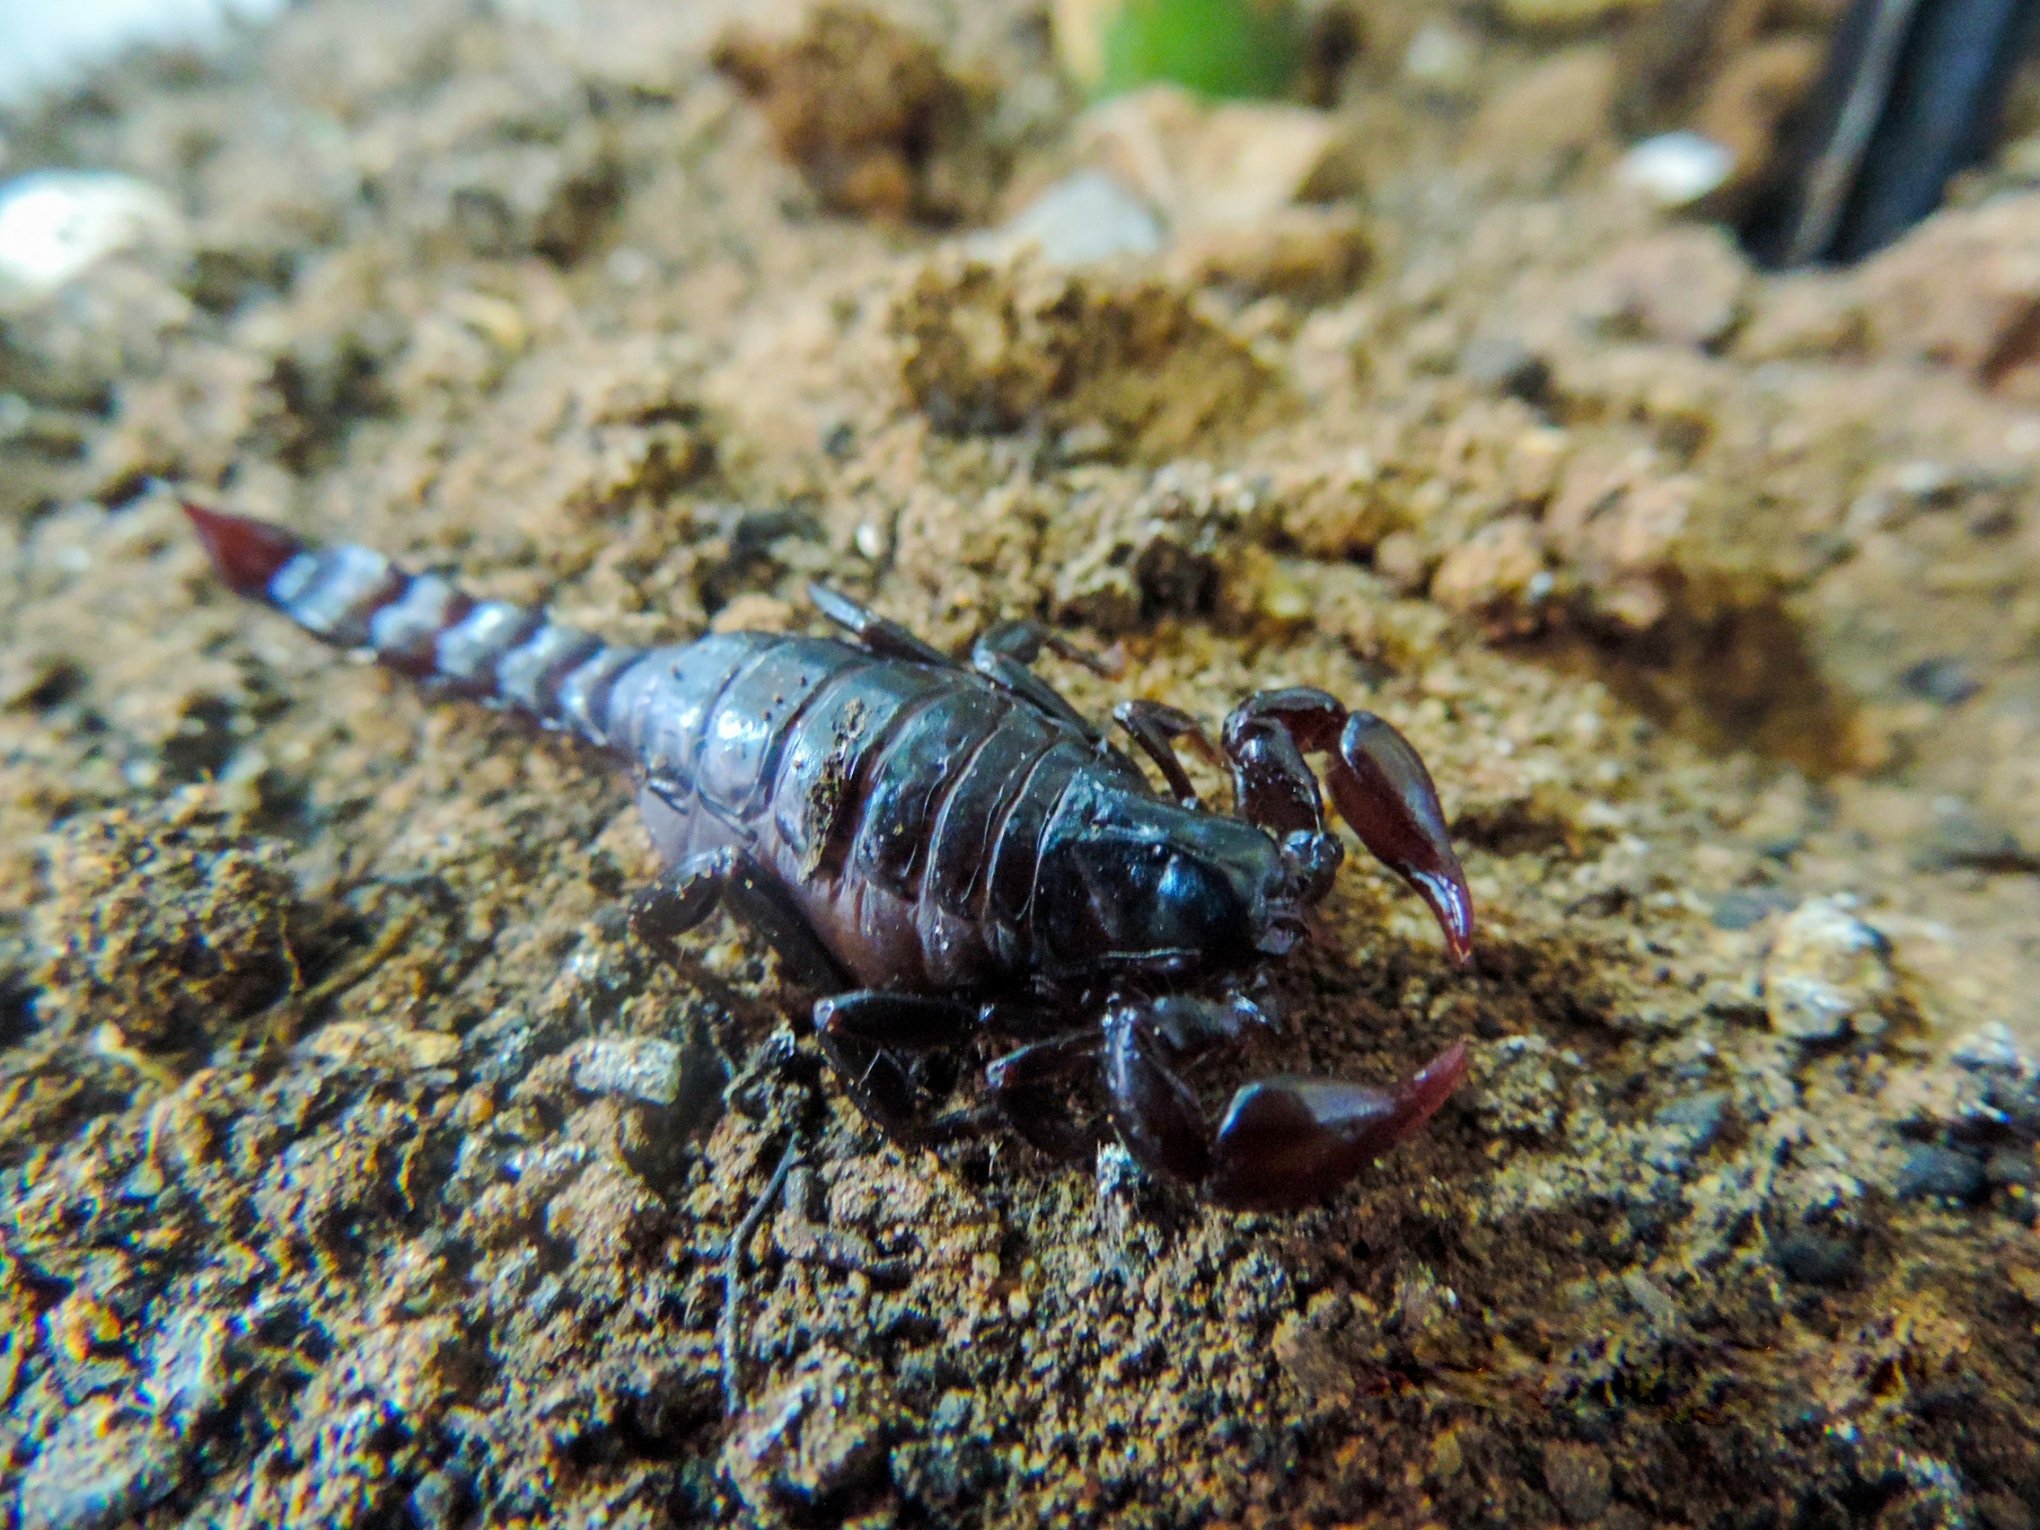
[182,500,303,598]
[1414,866,1476,967]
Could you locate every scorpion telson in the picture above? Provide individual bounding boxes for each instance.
[186,501,1475,1212]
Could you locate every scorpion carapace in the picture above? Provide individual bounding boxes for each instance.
[185,501,1475,1212]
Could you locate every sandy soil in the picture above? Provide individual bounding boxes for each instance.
[4,1,2040,1525]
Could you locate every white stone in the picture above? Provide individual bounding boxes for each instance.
[1615,132,1735,210]
[974,170,1164,268]
[569,1036,687,1106]
[0,170,178,299]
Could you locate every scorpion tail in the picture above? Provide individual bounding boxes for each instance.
[183,500,643,750]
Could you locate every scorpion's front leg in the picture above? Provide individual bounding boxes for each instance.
[1104,997,1468,1211]
[814,991,987,1146]
[985,1030,1104,1161]
[1224,688,1473,963]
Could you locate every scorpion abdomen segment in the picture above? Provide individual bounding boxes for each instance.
[984,741,1093,940]
[924,709,1060,918]
[675,638,854,821]
[853,685,1006,897]
[768,658,943,879]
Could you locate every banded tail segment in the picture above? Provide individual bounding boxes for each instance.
[183,502,646,750]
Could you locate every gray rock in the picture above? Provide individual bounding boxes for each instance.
[1772,1231,1858,1287]
[1648,1090,1728,1172]
[1986,1147,2037,1187]
[1947,1022,2040,1137]
[568,1036,687,1107]
[1763,897,1894,1043]
[1895,1144,1987,1204]
[16,1403,183,1530]
[723,1348,888,1511]
[1709,886,1796,931]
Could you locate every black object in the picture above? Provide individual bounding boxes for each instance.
[1742,0,2040,267]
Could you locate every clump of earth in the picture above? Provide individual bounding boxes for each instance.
[3,0,2040,1524]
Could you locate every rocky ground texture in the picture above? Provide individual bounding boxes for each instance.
[4,1,2040,1525]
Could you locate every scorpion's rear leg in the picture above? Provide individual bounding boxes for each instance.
[1111,699,1223,807]
[1103,998,1468,1210]
[1224,688,1473,963]
[631,847,849,990]
[809,583,955,668]
[971,620,1119,741]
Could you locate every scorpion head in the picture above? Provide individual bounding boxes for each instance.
[1033,790,1322,984]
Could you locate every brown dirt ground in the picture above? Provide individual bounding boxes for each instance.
[4,1,2040,1526]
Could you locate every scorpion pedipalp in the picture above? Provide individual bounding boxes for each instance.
[1204,1041,1470,1211]
[1223,688,1474,965]
[1103,998,1468,1210]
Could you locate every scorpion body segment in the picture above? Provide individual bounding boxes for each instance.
[186,501,1476,1211]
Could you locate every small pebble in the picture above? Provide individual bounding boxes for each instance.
[974,170,1164,268]
[1898,657,1980,705]
[1771,1231,1858,1287]
[1458,335,1551,403]
[1651,1090,1728,1168]
[1977,1492,2036,1530]
[1648,1100,1723,1179]
[1541,1439,1613,1524]
[1895,1144,1988,1205]
[1402,20,1478,96]
[1985,1147,2037,1188]
[1762,897,1894,1043]
[1709,886,1795,931]
[1615,131,1735,210]
[1916,805,2032,872]
[569,1036,687,1107]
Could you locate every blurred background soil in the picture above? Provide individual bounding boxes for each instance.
[4,0,2040,1524]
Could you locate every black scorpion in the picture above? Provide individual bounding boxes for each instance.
[185,502,1475,1211]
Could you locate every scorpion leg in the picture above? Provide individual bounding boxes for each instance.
[814,991,983,1146]
[986,1031,1102,1160]
[719,857,852,990]
[1104,998,1469,1209]
[1224,688,1473,963]
[976,619,1123,678]
[628,850,738,964]
[1111,699,1223,807]
[1100,996,1266,1186]
[808,583,955,668]
[631,847,849,990]
[971,620,1118,741]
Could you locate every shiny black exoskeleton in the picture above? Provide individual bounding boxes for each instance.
[186,501,1474,1211]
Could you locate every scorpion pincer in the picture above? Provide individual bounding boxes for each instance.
[185,501,1476,1212]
